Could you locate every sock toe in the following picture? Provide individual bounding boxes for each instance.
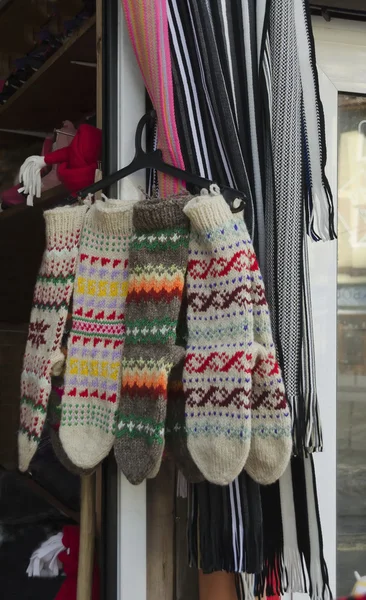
[60,428,113,470]
[114,438,164,485]
[244,438,292,485]
[188,439,250,486]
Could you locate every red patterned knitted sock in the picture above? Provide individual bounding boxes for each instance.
[244,253,292,485]
[60,200,135,470]
[183,194,253,486]
[18,205,87,472]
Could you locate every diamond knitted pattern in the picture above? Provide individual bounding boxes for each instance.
[18,205,87,472]
[114,197,190,485]
[183,194,254,485]
[244,253,292,485]
[59,200,135,470]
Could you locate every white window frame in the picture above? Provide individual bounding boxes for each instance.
[116,4,146,600]
[312,15,366,596]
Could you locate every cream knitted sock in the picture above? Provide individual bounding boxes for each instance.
[60,199,135,469]
[48,377,94,476]
[183,193,253,486]
[18,204,87,472]
[244,252,292,485]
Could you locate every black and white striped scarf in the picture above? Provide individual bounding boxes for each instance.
[139,0,333,597]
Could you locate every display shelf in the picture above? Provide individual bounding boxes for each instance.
[0,15,96,133]
[0,0,85,55]
[0,184,67,221]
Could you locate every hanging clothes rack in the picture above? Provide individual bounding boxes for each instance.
[57,110,246,213]
[1,111,246,219]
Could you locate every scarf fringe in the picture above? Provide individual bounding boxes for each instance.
[255,555,284,598]
[289,394,306,456]
[237,573,255,600]
[289,394,324,456]
[283,547,307,594]
[304,393,324,454]
[295,0,336,243]
[303,118,336,244]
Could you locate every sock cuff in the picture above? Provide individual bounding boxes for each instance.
[88,199,137,236]
[183,194,232,232]
[44,204,88,247]
[133,196,190,231]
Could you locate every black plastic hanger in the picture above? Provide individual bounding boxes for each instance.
[65,110,246,213]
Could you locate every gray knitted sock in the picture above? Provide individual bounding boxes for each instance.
[114,197,190,485]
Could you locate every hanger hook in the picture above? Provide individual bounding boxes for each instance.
[134,110,157,156]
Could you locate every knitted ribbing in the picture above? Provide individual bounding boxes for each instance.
[244,251,292,485]
[114,196,190,485]
[183,194,253,486]
[18,204,87,472]
[59,200,135,469]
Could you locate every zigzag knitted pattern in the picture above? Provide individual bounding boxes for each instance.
[183,193,292,486]
[114,197,190,485]
[59,200,136,470]
[18,205,87,472]
[244,253,292,485]
[183,194,254,485]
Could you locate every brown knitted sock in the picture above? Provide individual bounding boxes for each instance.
[166,360,204,483]
[114,197,190,485]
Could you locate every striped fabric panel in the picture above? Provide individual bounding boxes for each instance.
[121,0,185,196]
[168,0,256,240]
[167,0,262,577]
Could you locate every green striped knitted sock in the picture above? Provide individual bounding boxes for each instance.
[114,197,190,485]
[18,205,87,472]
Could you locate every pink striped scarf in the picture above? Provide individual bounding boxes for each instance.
[121,0,185,196]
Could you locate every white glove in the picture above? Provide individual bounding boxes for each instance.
[26,532,65,578]
[18,155,46,206]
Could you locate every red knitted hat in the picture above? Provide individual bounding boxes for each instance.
[44,124,102,192]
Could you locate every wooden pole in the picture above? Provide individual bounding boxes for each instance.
[147,460,175,600]
[77,474,96,600]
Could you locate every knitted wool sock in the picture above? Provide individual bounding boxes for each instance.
[165,291,204,482]
[60,200,135,470]
[48,304,93,475]
[244,253,292,485]
[114,197,190,485]
[166,360,204,483]
[48,378,94,476]
[18,205,87,472]
[183,194,253,486]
